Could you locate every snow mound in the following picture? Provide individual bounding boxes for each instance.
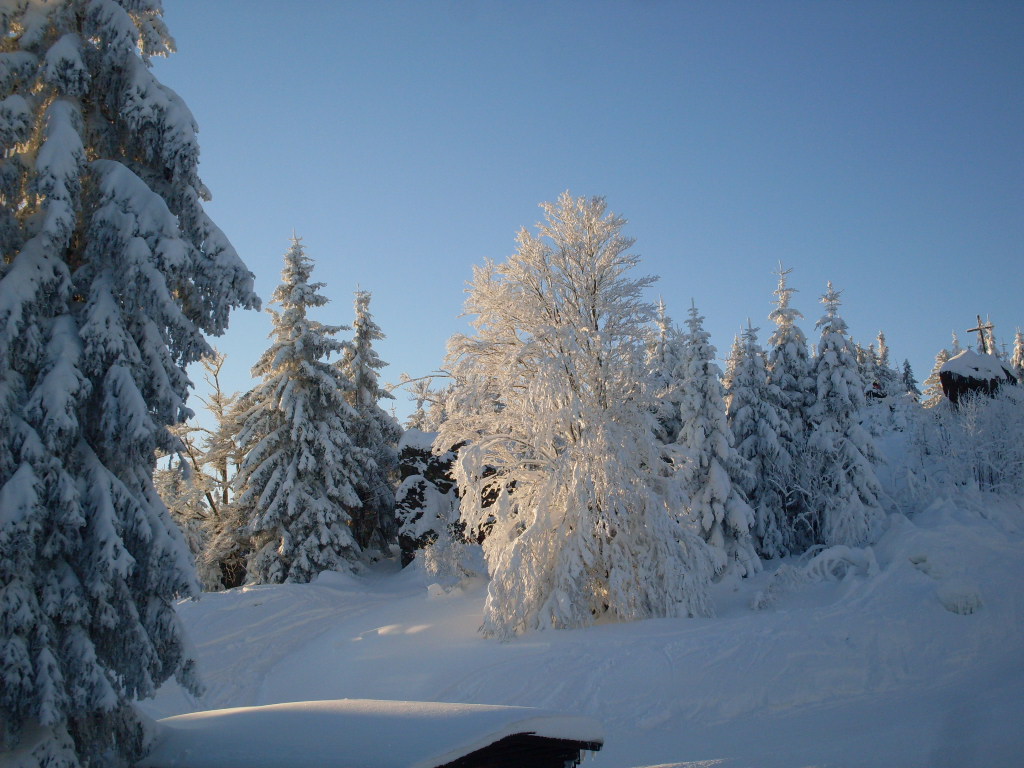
[936,578,983,615]
[399,428,439,452]
[939,349,1015,380]
[139,699,603,768]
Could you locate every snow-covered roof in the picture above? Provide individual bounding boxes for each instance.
[399,428,439,452]
[139,699,604,768]
[939,349,1014,380]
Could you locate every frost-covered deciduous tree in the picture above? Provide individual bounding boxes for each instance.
[725,322,793,559]
[439,193,713,638]
[233,238,365,584]
[340,289,401,552]
[765,264,814,548]
[805,283,884,547]
[400,375,451,432]
[0,2,258,763]
[676,303,759,576]
[155,351,245,590]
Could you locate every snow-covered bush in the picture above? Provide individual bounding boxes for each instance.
[395,429,462,567]
[907,387,1024,497]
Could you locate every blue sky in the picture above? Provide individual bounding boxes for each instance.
[153,1,1023,422]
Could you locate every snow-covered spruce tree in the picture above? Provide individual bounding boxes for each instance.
[805,283,884,547]
[725,322,793,559]
[646,298,687,444]
[676,303,759,576]
[438,193,714,638]
[922,348,951,408]
[233,237,366,585]
[765,264,814,550]
[0,2,258,763]
[339,289,401,552]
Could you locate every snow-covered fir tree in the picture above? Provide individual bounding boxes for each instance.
[439,193,714,638]
[1011,329,1024,383]
[922,348,951,408]
[873,331,900,397]
[340,289,401,552]
[805,283,884,547]
[951,331,963,355]
[0,3,258,763]
[854,342,875,394]
[646,299,687,444]
[722,333,743,400]
[725,322,793,559]
[985,321,999,357]
[765,264,814,549]
[676,303,759,576]
[901,359,921,400]
[859,339,891,437]
[232,238,366,584]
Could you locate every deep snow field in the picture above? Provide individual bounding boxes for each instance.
[141,484,1024,768]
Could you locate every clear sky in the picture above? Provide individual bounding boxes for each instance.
[153,1,1023,422]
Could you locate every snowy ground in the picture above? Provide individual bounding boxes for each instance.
[141,492,1024,768]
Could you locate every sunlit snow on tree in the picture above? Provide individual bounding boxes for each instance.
[439,193,714,638]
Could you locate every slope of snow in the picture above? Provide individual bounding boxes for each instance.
[141,493,1024,767]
